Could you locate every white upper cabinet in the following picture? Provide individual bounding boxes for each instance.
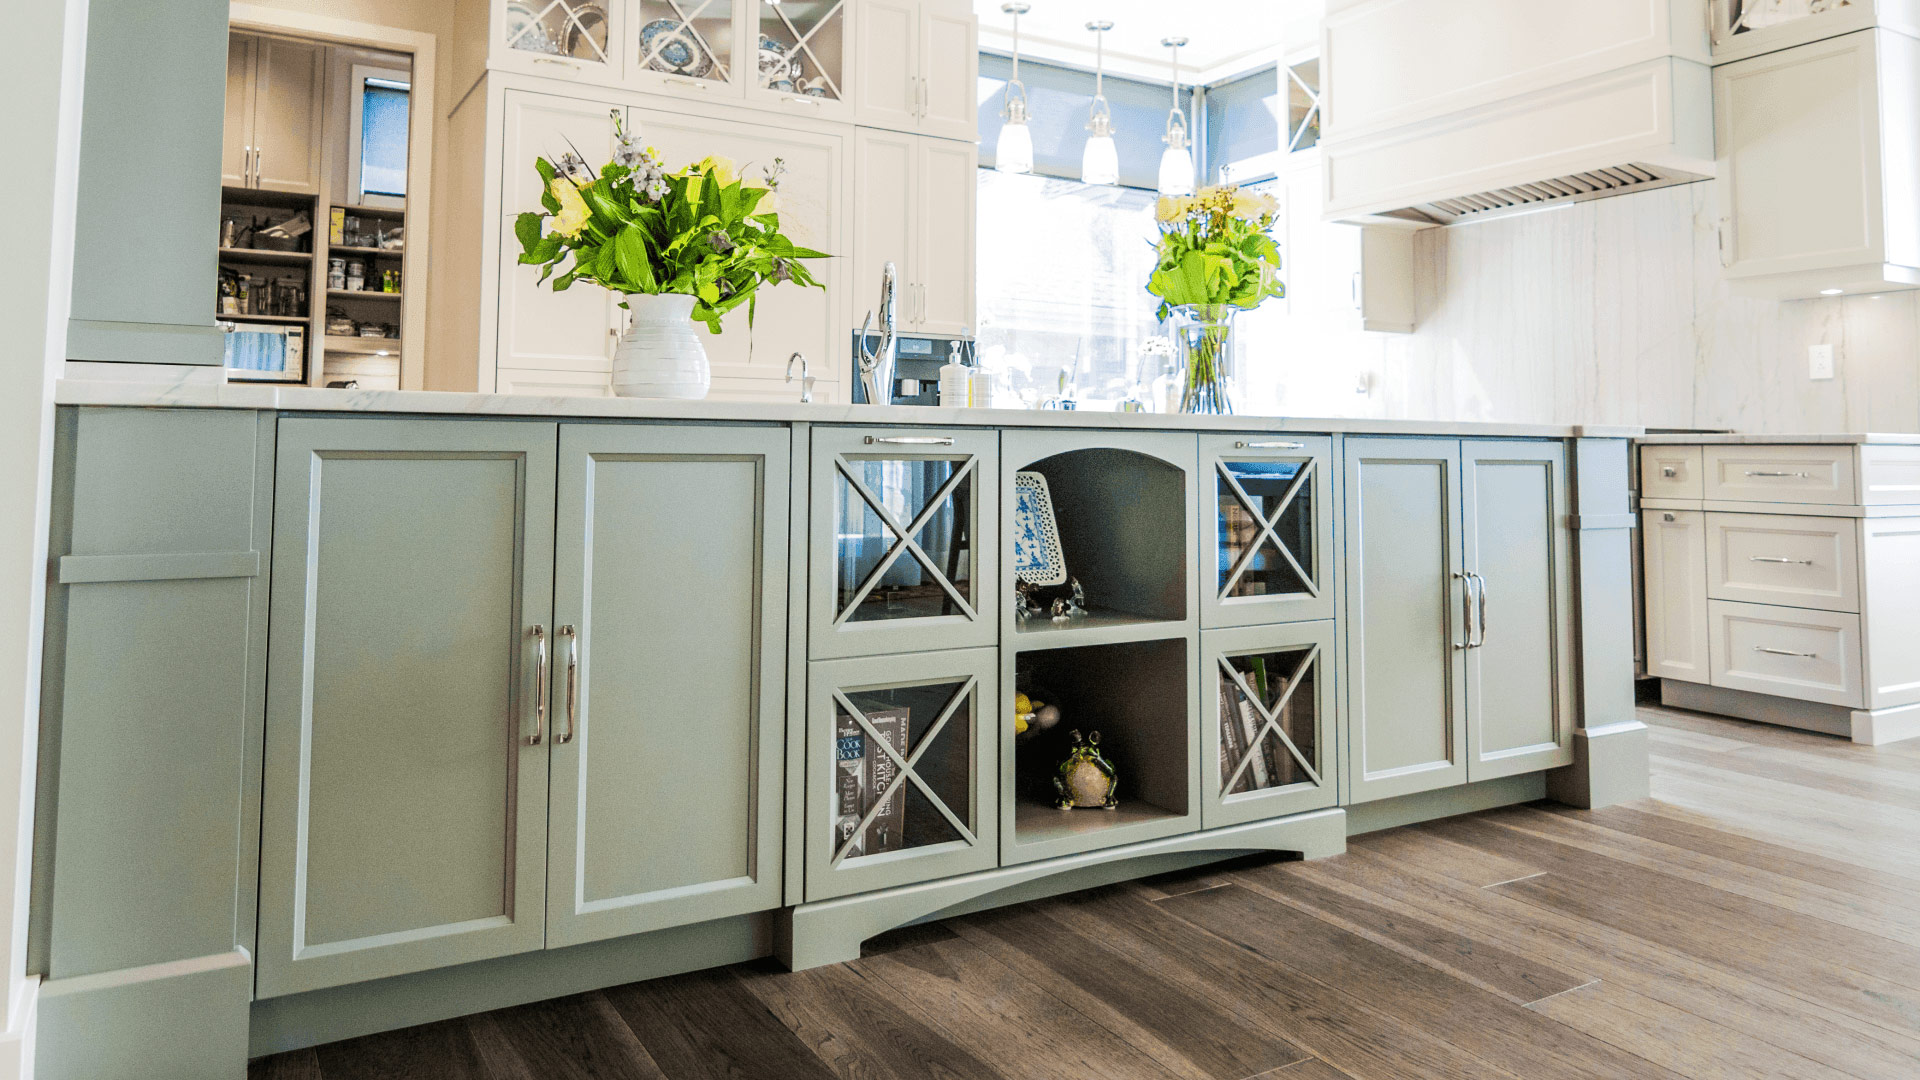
[495,0,625,84]
[222,33,325,195]
[852,128,975,340]
[1714,28,1920,298]
[745,0,855,120]
[854,0,978,140]
[1711,0,1920,64]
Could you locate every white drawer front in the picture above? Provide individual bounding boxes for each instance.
[1703,445,1855,505]
[1641,446,1703,500]
[1709,600,1863,707]
[1706,513,1859,613]
[1861,445,1920,506]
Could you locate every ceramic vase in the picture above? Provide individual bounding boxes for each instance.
[1171,303,1237,415]
[611,293,710,399]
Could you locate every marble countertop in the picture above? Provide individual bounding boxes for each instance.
[53,377,1641,440]
[1636,433,1920,445]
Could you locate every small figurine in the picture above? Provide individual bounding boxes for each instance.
[1054,730,1119,809]
[1017,577,1087,623]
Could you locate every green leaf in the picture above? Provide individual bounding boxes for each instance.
[613,227,655,292]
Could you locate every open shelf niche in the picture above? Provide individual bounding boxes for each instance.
[1014,446,1189,638]
[1007,637,1192,857]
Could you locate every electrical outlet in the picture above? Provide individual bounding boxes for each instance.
[1809,344,1835,381]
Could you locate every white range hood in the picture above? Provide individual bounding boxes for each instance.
[1320,0,1716,226]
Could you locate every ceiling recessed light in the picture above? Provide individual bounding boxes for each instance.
[1820,288,1845,296]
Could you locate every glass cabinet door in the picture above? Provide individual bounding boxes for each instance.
[1202,434,1335,628]
[632,0,745,97]
[1712,0,1862,54]
[808,428,999,659]
[1202,621,1338,828]
[747,0,850,117]
[805,648,998,901]
[498,0,622,80]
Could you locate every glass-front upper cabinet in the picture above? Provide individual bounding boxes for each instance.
[632,0,746,99]
[1711,0,1872,62]
[1202,621,1338,828]
[805,648,997,900]
[497,0,624,82]
[747,0,852,118]
[1202,434,1335,628]
[1284,57,1320,154]
[809,428,999,659]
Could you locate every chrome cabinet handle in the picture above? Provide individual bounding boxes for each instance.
[664,75,710,91]
[251,148,262,187]
[1754,645,1817,659]
[1236,441,1306,450]
[1661,465,1678,478]
[1749,556,1815,565]
[1745,470,1811,478]
[558,624,578,745]
[864,435,954,445]
[1453,572,1473,650]
[1471,571,1488,648]
[534,56,582,69]
[241,144,253,185]
[528,625,548,745]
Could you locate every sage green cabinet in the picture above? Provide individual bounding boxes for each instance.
[1343,438,1470,803]
[1201,620,1339,828]
[1461,441,1576,780]
[258,418,557,997]
[809,427,998,658]
[805,647,998,900]
[1342,437,1575,804]
[546,424,789,947]
[1202,434,1336,628]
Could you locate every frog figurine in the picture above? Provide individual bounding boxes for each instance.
[1054,730,1119,809]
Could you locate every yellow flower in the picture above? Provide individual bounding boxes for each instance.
[1233,189,1279,220]
[548,177,591,239]
[1155,195,1194,223]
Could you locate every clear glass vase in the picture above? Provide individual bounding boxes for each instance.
[1172,304,1237,414]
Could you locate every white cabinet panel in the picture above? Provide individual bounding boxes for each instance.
[1641,445,1704,499]
[628,105,847,385]
[918,3,979,142]
[221,36,255,188]
[1709,599,1864,707]
[1701,444,1856,505]
[853,127,915,334]
[915,138,976,335]
[1705,512,1860,613]
[496,91,622,390]
[855,0,920,132]
[1643,509,1711,684]
[251,38,326,195]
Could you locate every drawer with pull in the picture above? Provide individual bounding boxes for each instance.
[1707,600,1863,707]
[1705,513,1859,612]
[1641,445,1703,499]
[1702,445,1855,505]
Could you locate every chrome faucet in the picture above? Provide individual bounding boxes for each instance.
[855,262,900,405]
[785,351,816,403]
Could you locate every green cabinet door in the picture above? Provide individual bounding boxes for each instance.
[1342,438,1469,804]
[1462,441,1577,780]
[545,424,789,948]
[258,418,557,998]
[1201,620,1339,828]
[809,427,1000,658]
[805,647,999,901]
[1200,434,1336,628]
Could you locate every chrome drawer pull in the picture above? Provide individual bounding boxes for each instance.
[1236,440,1306,450]
[864,435,954,446]
[1745,470,1811,478]
[528,625,548,746]
[1472,571,1488,648]
[1661,465,1678,478]
[1749,556,1815,565]
[1753,645,1817,659]
[558,625,578,745]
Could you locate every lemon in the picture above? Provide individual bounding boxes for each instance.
[1014,715,1029,734]
[1014,692,1032,714]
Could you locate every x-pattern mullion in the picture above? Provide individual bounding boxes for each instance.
[765,0,846,99]
[1218,460,1318,599]
[641,0,732,81]
[511,0,610,62]
[1284,65,1320,152]
[832,456,977,625]
[1220,644,1322,794]
[829,681,977,866]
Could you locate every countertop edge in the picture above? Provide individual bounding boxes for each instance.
[52,379,1644,440]
[1635,433,1920,445]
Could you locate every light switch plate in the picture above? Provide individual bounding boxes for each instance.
[1809,344,1835,380]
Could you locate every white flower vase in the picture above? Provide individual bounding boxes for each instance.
[611,293,711,399]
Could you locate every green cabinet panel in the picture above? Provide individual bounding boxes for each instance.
[806,647,999,900]
[808,427,1000,658]
[37,407,271,979]
[1462,441,1576,780]
[1201,434,1337,628]
[258,418,557,998]
[546,424,789,948]
[1201,620,1339,828]
[1342,438,1469,804]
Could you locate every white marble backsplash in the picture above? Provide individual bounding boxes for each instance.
[1251,182,1920,434]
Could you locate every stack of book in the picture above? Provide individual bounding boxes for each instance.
[1220,664,1294,793]
[834,706,910,857]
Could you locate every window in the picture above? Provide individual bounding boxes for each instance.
[1206,66,1282,184]
[349,65,410,206]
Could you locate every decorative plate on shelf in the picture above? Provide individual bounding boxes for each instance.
[562,2,610,59]
[756,34,790,88]
[640,18,714,77]
[505,1,558,54]
[1012,472,1067,586]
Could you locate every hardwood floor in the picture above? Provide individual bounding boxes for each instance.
[250,704,1920,1079]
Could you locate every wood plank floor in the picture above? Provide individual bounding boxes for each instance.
[251,704,1920,1080]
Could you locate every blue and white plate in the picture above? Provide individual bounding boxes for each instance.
[640,18,713,78]
[1012,472,1067,585]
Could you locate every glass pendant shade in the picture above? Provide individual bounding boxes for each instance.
[996,115,1035,174]
[1081,20,1119,186]
[1158,144,1194,196]
[1082,132,1119,185]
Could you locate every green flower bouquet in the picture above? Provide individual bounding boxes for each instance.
[1147,185,1284,414]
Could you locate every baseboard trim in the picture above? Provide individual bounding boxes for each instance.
[1661,679,1853,737]
[1345,773,1546,836]
[1851,699,1920,746]
[37,950,249,1080]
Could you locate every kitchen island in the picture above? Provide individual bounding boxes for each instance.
[31,378,1646,1080]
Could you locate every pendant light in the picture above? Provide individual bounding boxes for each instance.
[995,2,1035,175]
[1158,36,1195,197]
[1081,20,1119,186]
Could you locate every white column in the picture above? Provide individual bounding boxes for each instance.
[0,0,91,1075]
